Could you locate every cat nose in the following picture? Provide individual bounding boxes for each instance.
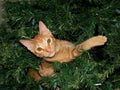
[45,49,52,53]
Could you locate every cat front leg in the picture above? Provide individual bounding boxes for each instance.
[72,35,107,56]
[27,60,55,81]
[80,35,107,50]
[39,60,55,77]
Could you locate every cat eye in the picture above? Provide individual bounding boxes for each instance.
[37,47,42,51]
[47,38,51,43]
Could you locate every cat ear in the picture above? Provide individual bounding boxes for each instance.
[19,40,34,51]
[38,21,51,35]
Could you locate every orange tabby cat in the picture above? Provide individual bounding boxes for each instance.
[20,21,107,81]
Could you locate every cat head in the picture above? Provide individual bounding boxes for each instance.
[20,21,56,58]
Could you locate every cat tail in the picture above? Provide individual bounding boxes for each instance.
[28,68,42,81]
[73,35,107,56]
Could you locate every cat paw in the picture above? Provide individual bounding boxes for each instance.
[92,35,107,46]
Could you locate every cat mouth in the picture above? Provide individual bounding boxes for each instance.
[35,52,55,58]
[45,51,55,58]
[48,51,55,57]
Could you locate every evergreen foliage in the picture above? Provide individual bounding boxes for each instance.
[0,0,120,90]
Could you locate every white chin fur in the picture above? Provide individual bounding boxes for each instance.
[49,52,55,57]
